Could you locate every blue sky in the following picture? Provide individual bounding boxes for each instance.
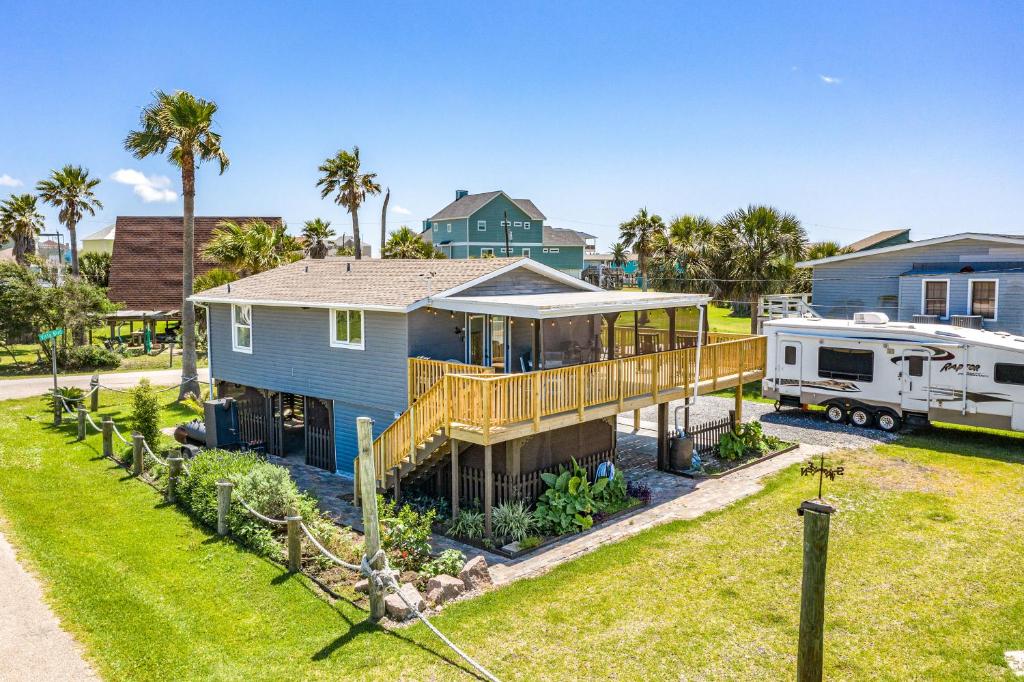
[1,1,1021,252]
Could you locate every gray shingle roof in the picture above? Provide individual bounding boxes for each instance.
[428,191,546,221]
[192,257,523,309]
[543,226,586,247]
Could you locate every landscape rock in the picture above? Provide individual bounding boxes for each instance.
[384,583,425,621]
[426,574,465,605]
[354,579,369,594]
[458,556,492,591]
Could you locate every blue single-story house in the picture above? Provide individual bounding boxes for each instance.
[798,232,1024,333]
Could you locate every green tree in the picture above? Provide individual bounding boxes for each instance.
[663,214,729,296]
[316,146,381,260]
[36,165,103,277]
[301,218,336,259]
[718,205,807,332]
[129,379,161,448]
[124,89,229,400]
[382,226,444,259]
[609,242,629,268]
[0,194,45,266]
[0,262,40,365]
[194,267,239,293]
[78,251,112,287]
[202,219,302,275]
[618,208,665,292]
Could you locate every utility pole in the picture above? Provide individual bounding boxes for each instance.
[503,210,511,257]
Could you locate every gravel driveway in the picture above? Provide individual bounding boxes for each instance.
[621,395,898,452]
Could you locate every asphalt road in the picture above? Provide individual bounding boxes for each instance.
[0,368,211,401]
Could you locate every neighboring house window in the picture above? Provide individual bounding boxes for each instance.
[330,309,364,349]
[521,248,531,258]
[921,279,949,318]
[818,347,873,382]
[524,221,531,230]
[513,221,522,227]
[447,223,452,233]
[969,279,997,320]
[477,220,486,231]
[480,247,494,256]
[995,363,1024,385]
[548,247,559,253]
[232,304,252,353]
[784,345,797,365]
[500,220,510,227]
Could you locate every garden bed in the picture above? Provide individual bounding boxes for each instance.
[674,442,798,478]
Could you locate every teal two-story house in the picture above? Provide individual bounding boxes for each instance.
[422,190,585,277]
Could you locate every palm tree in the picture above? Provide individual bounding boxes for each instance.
[380,187,390,256]
[383,225,445,259]
[317,146,381,260]
[124,89,230,399]
[610,242,629,269]
[202,219,302,275]
[301,218,336,259]
[718,205,807,332]
[804,240,848,261]
[618,208,665,292]
[665,214,728,296]
[36,165,103,277]
[194,267,239,293]
[0,194,45,266]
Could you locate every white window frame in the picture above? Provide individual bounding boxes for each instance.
[480,247,494,257]
[920,278,950,319]
[968,278,998,321]
[523,221,531,230]
[330,308,365,350]
[447,223,452,233]
[548,247,560,253]
[521,247,531,257]
[477,220,486,231]
[231,304,253,354]
[500,220,510,227]
[513,221,522,227]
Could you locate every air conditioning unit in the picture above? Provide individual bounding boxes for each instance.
[853,312,889,324]
[951,315,984,330]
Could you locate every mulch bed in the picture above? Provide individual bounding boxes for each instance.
[671,443,798,479]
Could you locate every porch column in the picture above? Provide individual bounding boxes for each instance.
[633,312,639,356]
[450,439,460,519]
[484,444,493,537]
[603,312,619,360]
[657,402,669,471]
[532,320,541,371]
[666,307,677,351]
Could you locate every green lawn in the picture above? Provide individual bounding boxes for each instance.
[1,393,1022,680]
[0,335,208,379]
[618,298,753,335]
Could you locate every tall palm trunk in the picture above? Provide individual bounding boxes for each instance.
[351,208,362,260]
[179,157,200,400]
[69,218,80,277]
[380,188,389,258]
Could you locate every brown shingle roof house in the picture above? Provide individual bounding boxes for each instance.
[108,216,283,311]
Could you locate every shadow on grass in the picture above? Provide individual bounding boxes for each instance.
[897,422,1024,465]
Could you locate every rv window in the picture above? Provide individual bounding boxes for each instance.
[784,345,797,365]
[994,363,1024,386]
[818,347,873,382]
[907,356,924,377]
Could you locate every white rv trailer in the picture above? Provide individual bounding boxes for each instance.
[762,312,1024,433]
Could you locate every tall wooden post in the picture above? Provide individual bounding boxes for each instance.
[356,417,386,621]
[90,375,99,411]
[450,438,460,519]
[657,402,669,471]
[666,307,677,352]
[102,418,113,459]
[77,407,86,441]
[216,480,233,536]
[797,500,835,682]
[734,348,745,427]
[53,389,61,426]
[604,312,619,360]
[286,507,302,572]
[132,433,144,476]
[166,457,183,503]
[484,444,493,537]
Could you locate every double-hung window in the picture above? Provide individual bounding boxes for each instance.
[969,279,997,320]
[922,279,949,318]
[232,304,252,353]
[513,221,522,227]
[330,309,364,349]
[480,247,495,257]
[521,248,531,258]
[475,220,484,231]
[523,221,531,230]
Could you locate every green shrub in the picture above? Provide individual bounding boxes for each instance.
[43,385,84,413]
[421,549,465,578]
[447,508,485,540]
[128,379,161,447]
[378,496,435,572]
[518,535,541,551]
[595,470,627,509]
[534,458,609,535]
[718,421,783,461]
[492,500,536,542]
[57,344,121,370]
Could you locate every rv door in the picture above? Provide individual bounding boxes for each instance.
[900,349,930,414]
[776,339,802,393]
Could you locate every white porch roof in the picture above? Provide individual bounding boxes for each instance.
[431,290,710,318]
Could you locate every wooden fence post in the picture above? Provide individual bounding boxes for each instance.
[216,480,233,536]
[102,418,113,459]
[77,406,86,441]
[484,444,493,537]
[451,439,460,519]
[286,507,302,572]
[734,348,745,426]
[532,372,541,432]
[577,364,585,421]
[53,389,62,426]
[356,417,386,622]
[166,457,183,503]
[90,375,99,411]
[132,434,144,476]
[797,500,835,682]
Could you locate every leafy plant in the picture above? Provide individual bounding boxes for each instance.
[57,344,121,370]
[492,500,536,543]
[403,492,450,521]
[78,251,112,287]
[128,379,161,448]
[718,421,781,461]
[626,480,652,506]
[421,549,465,578]
[718,430,746,461]
[378,495,435,572]
[534,459,609,535]
[447,508,485,540]
[518,536,541,551]
[44,385,85,413]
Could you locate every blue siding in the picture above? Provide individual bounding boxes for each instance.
[898,272,1024,333]
[333,401,395,478]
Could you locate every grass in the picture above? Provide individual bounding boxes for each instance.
[617,298,753,335]
[2,392,1023,680]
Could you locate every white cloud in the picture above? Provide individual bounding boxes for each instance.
[0,174,23,187]
[111,168,178,202]
[391,204,412,215]
[819,74,841,85]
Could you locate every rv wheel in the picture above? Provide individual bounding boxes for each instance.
[849,407,872,428]
[876,411,901,433]
[825,404,846,424]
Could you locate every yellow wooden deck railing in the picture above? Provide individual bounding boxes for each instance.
[370,335,766,485]
[605,326,757,356]
[407,358,494,404]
